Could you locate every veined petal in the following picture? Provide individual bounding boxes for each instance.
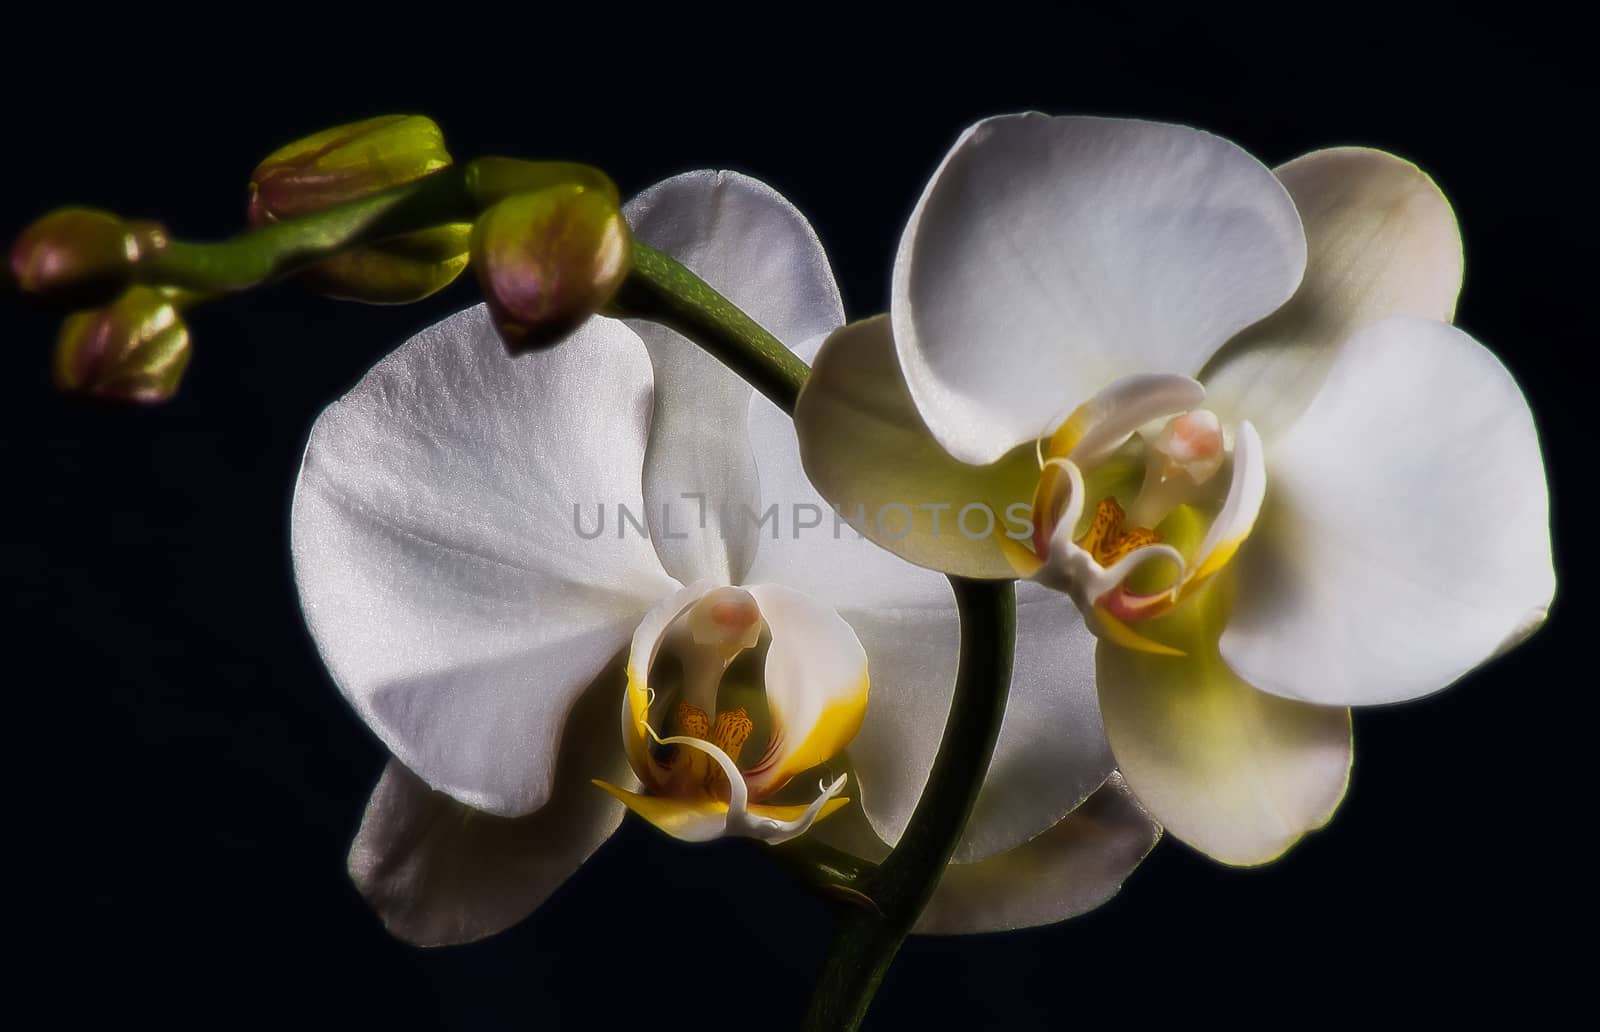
[1204,147,1464,441]
[1221,317,1554,707]
[625,171,844,585]
[347,663,634,946]
[292,306,675,818]
[794,316,1039,579]
[914,774,1160,934]
[1097,576,1352,866]
[741,584,869,798]
[893,113,1306,464]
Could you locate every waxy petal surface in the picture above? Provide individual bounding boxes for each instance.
[1204,147,1464,440]
[893,114,1306,464]
[293,308,674,817]
[1221,317,1554,706]
[625,171,844,585]
[1097,578,1352,865]
[347,666,635,945]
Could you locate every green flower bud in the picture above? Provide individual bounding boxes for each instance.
[9,207,167,307]
[248,114,450,220]
[290,223,472,305]
[248,115,469,304]
[471,183,633,354]
[54,287,192,403]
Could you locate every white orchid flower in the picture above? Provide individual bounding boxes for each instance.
[292,170,1158,946]
[795,114,1555,865]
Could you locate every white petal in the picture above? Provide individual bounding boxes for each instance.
[1221,317,1554,706]
[293,307,676,817]
[347,666,634,946]
[957,582,1115,862]
[828,600,952,856]
[840,581,1114,865]
[1204,147,1464,441]
[750,329,995,602]
[913,774,1160,935]
[624,171,844,584]
[893,113,1306,464]
[1097,596,1352,866]
[793,316,1040,580]
[741,583,869,798]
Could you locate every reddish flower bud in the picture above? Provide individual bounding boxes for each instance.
[248,115,468,304]
[471,182,633,354]
[248,115,451,221]
[10,208,166,307]
[54,287,192,403]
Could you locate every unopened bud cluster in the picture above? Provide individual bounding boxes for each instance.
[10,113,642,402]
[247,114,470,303]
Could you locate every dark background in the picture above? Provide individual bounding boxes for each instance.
[4,5,1588,1025]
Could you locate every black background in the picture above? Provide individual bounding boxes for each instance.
[4,5,1589,1026]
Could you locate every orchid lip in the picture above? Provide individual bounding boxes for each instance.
[605,580,867,845]
[1007,373,1269,650]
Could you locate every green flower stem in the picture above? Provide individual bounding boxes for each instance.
[608,241,811,414]
[773,836,876,906]
[800,578,1015,1031]
[124,158,610,299]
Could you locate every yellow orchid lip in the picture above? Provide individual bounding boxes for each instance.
[611,581,868,845]
[1003,374,1269,653]
[592,778,853,844]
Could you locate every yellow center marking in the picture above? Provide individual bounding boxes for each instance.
[1076,497,1159,566]
[670,702,754,799]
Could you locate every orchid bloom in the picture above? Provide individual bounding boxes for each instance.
[795,115,1554,864]
[292,170,1157,946]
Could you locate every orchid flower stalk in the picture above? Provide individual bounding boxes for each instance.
[10,109,1555,1031]
[7,119,1158,1030]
